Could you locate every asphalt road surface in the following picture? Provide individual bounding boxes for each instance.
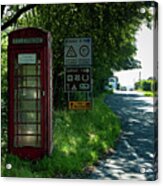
[89,91,158,181]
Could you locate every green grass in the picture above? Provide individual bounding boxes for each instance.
[1,94,121,178]
[143,91,157,97]
[104,89,114,94]
[137,89,157,97]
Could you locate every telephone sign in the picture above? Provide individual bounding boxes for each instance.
[64,67,92,92]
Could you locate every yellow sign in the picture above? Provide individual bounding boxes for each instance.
[69,101,91,110]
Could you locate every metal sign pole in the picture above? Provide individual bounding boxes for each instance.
[67,92,70,109]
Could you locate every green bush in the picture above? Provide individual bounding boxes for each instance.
[141,80,151,91]
[135,79,157,97]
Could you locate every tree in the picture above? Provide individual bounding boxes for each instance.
[1,5,36,31]
[1,2,157,108]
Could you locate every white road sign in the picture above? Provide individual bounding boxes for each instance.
[64,38,92,66]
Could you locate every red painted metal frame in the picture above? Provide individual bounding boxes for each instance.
[8,28,53,160]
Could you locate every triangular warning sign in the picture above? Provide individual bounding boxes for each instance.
[66,46,77,57]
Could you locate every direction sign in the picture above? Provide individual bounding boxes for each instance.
[69,101,92,110]
[64,67,92,92]
[64,38,92,66]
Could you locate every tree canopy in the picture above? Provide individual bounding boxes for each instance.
[1,2,156,107]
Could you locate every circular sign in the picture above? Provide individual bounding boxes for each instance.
[79,45,90,57]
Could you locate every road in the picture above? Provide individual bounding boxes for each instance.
[89,91,158,181]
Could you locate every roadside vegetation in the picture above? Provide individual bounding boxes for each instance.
[2,94,121,178]
[142,91,157,97]
[135,78,157,97]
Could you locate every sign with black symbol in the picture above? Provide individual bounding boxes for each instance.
[64,38,92,66]
[64,67,92,92]
[66,46,77,57]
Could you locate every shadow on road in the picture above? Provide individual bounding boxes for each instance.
[90,91,157,180]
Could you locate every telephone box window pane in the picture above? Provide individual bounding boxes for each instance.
[14,136,41,147]
[38,65,40,72]
[15,125,41,135]
[14,110,17,123]
[18,112,40,123]
[17,89,40,99]
[17,65,40,76]
[17,77,40,88]
[17,100,40,111]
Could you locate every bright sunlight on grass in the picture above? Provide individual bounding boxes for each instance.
[2,94,121,178]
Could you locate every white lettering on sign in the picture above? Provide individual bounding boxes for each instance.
[71,84,77,91]
[67,75,73,82]
[64,38,92,66]
[64,67,92,92]
[69,101,91,110]
[13,38,43,44]
[18,54,36,64]
[79,83,90,90]
[74,75,81,81]
[82,75,89,82]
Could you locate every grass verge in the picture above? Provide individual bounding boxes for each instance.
[137,89,157,97]
[2,94,121,178]
[143,91,157,97]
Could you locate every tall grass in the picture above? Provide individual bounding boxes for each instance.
[2,94,121,178]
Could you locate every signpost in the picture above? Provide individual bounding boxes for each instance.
[64,37,93,110]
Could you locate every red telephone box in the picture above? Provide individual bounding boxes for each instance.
[8,27,53,159]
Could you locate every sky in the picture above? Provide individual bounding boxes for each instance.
[114,14,155,88]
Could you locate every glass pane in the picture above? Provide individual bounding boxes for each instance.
[18,65,37,76]
[15,125,40,135]
[18,112,40,123]
[38,65,40,73]
[14,136,41,147]
[14,109,17,122]
[17,100,40,111]
[17,89,40,99]
[17,77,40,88]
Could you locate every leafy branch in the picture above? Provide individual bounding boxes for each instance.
[1,4,37,31]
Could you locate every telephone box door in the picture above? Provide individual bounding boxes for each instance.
[10,49,45,158]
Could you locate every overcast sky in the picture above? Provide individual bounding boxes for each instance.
[114,22,154,88]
